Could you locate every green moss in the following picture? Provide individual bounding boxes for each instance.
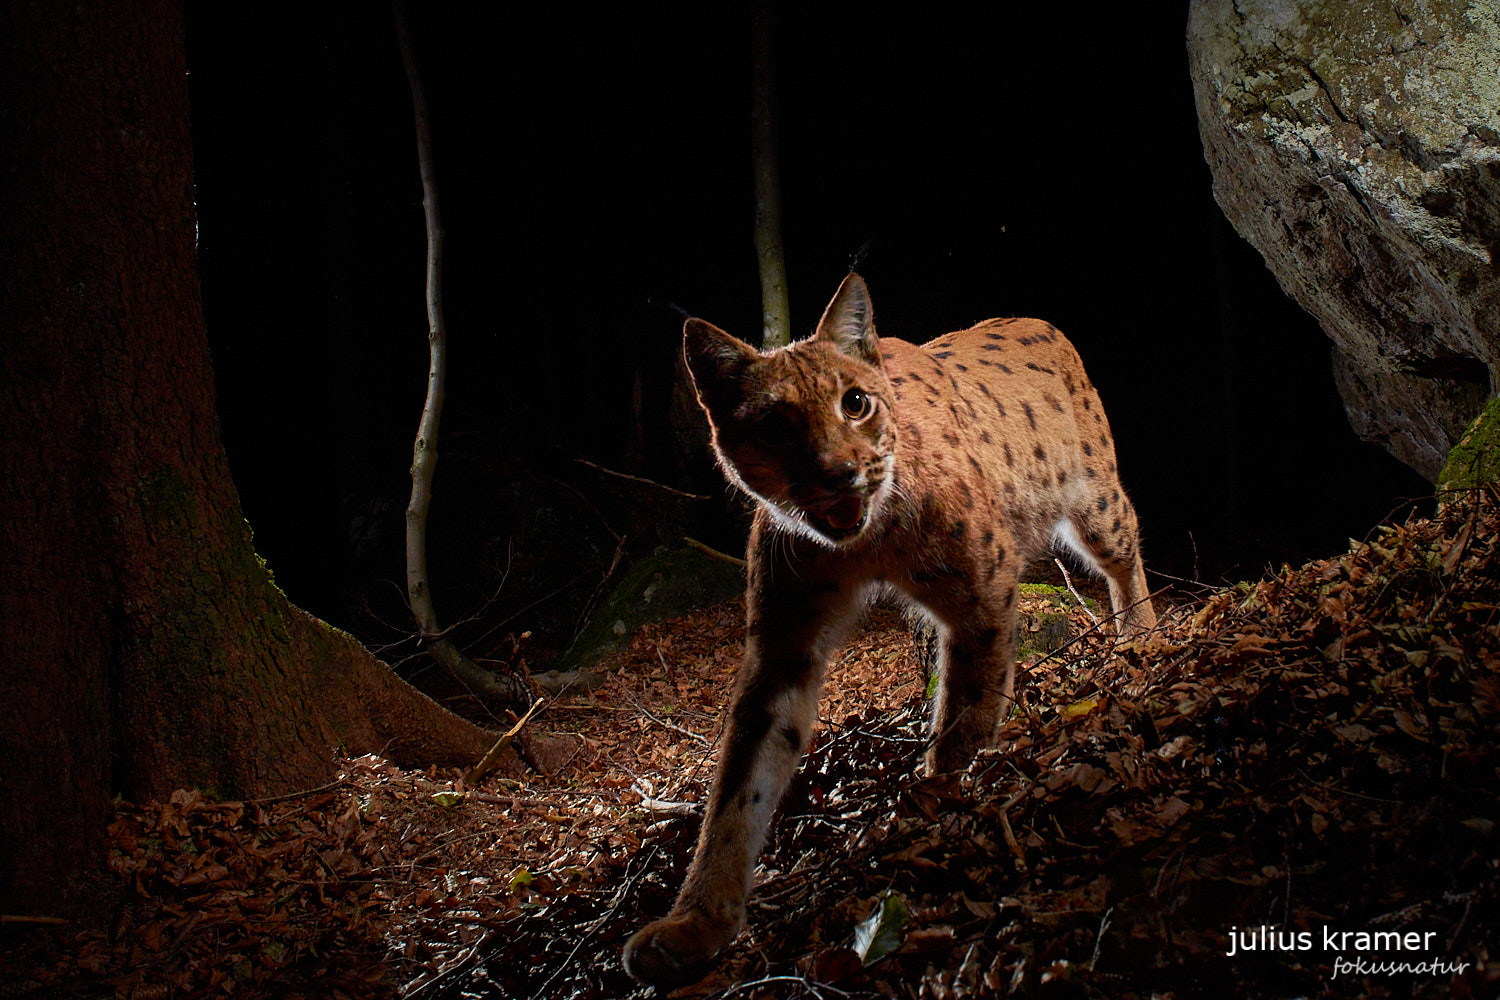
[1016,584,1092,659]
[1438,397,1500,494]
[560,545,746,671]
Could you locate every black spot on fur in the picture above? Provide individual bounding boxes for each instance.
[942,432,961,447]
[1097,495,1109,512]
[959,481,974,508]
[967,454,984,476]
[955,363,968,372]
[950,520,967,539]
[996,545,1007,565]
[977,358,994,366]
[891,376,906,385]
[1113,518,1123,532]
[1018,336,1032,346]
[998,363,1013,374]
[908,370,924,382]
[1026,362,1056,375]
[1083,442,1093,456]
[907,424,923,446]
[1004,444,1014,466]
[1022,403,1036,429]
[1047,394,1064,413]
[1083,398,1092,411]
[982,343,1004,351]
[711,660,806,821]
[969,627,1000,650]
[912,564,964,585]
[983,530,995,545]
[986,331,1005,340]
[935,351,955,359]
[980,430,991,444]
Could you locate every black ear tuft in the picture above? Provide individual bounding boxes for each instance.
[813,273,880,365]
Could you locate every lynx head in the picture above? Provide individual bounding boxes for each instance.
[684,273,897,548]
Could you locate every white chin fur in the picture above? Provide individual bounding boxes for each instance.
[725,456,895,550]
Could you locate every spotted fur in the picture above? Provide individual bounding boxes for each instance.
[622,274,1155,987]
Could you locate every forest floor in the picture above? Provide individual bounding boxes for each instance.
[4,492,1499,1000]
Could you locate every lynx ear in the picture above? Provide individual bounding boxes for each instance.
[814,273,879,365]
[683,318,757,412]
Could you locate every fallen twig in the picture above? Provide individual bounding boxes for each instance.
[466,697,546,785]
[1053,557,1101,626]
[685,535,748,567]
[0,914,67,926]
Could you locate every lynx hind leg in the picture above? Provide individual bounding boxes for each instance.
[927,613,1019,774]
[1055,487,1156,635]
[917,557,1022,775]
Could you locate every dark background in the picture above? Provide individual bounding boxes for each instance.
[185,3,1428,668]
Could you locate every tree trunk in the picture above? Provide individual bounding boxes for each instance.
[751,0,791,349]
[0,0,497,912]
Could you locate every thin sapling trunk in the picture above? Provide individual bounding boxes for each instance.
[751,0,790,349]
[394,1,531,713]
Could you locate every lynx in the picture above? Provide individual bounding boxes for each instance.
[622,274,1155,987]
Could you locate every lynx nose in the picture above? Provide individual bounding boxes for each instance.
[825,457,860,489]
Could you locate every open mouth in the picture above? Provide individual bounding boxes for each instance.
[808,494,866,541]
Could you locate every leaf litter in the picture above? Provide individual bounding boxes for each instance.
[4,489,1498,998]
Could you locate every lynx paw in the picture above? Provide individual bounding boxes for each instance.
[622,909,735,988]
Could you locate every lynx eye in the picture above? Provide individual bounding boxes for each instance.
[841,387,872,420]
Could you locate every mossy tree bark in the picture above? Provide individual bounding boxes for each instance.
[0,0,498,912]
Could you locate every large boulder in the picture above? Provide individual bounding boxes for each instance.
[1187,0,1500,480]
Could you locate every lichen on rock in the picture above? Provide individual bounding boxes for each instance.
[1187,0,1500,480]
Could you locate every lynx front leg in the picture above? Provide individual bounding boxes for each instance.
[623,543,860,988]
